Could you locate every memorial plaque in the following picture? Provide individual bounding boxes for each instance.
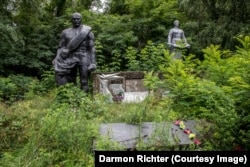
[123,92,148,103]
[109,84,124,95]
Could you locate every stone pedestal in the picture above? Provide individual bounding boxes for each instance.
[92,71,147,94]
[92,71,148,103]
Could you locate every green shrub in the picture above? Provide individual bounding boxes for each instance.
[0,75,34,103]
[0,74,53,103]
[144,53,238,150]
[0,105,30,152]
[125,41,169,71]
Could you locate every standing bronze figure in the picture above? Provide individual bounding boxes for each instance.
[53,13,96,92]
[167,20,190,59]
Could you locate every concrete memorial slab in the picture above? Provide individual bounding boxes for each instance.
[93,120,199,150]
[96,123,139,149]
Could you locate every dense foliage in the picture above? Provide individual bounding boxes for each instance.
[179,0,250,56]
[2,0,249,75]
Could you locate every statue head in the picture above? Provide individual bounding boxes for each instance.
[72,13,82,28]
[173,20,180,27]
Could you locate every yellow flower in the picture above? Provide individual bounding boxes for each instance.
[179,121,185,129]
[189,133,196,139]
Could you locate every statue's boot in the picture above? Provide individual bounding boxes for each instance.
[81,82,89,93]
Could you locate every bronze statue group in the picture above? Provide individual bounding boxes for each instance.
[52,13,189,92]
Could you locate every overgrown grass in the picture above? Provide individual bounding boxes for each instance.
[0,87,181,166]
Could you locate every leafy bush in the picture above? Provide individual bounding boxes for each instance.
[0,93,53,157]
[125,41,169,71]
[0,72,57,103]
[0,105,30,152]
[0,75,34,103]
[156,57,237,150]
[228,36,250,149]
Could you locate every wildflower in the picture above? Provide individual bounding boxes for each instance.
[184,129,192,134]
[174,120,181,125]
[179,121,185,129]
[194,138,201,145]
[189,133,196,139]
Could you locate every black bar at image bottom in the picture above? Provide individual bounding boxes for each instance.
[95,151,249,167]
